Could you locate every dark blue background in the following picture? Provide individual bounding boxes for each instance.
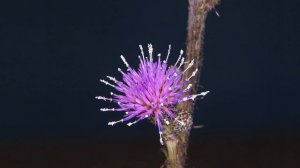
[0,0,299,139]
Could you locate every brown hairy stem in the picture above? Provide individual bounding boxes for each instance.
[162,0,219,168]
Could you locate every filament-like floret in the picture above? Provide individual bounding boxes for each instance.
[96,44,209,145]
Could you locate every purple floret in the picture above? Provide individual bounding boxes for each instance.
[96,44,208,145]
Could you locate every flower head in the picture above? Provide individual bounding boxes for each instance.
[96,44,209,145]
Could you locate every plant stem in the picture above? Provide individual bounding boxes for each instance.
[162,0,219,168]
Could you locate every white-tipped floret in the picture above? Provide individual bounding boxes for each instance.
[183,84,193,92]
[177,57,185,70]
[148,44,153,62]
[183,59,194,73]
[108,119,123,126]
[182,91,210,101]
[174,49,184,66]
[163,44,171,64]
[100,79,117,88]
[127,118,141,126]
[100,108,115,111]
[106,76,118,83]
[139,45,145,60]
[95,96,112,102]
[159,131,163,145]
[120,55,130,71]
[186,68,198,81]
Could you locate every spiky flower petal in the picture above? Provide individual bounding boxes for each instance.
[97,44,208,145]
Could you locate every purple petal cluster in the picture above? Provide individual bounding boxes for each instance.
[96,44,208,144]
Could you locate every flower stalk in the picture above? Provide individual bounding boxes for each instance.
[161,0,220,168]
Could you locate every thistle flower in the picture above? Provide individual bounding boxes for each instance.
[96,44,209,145]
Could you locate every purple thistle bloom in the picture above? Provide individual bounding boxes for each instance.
[96,44,209,145]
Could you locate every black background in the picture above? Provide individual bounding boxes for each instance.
[0,0,299,167]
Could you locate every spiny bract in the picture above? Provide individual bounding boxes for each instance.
[96,44,209,145]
